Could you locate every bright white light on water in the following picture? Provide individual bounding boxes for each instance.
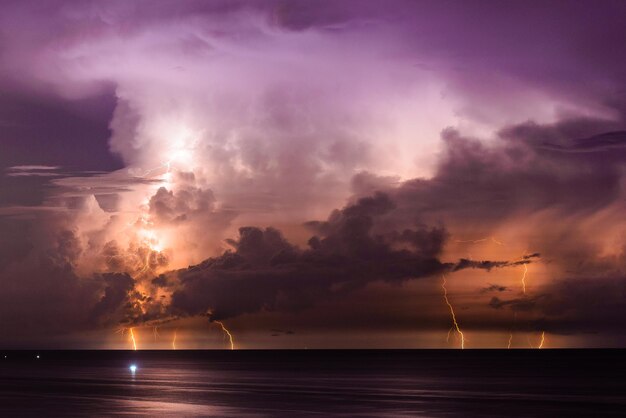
[129,364,137,373]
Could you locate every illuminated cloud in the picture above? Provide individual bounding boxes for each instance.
[0,0,624,347]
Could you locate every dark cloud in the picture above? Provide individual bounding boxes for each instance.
[533,276,626,334]
[90,273,135,325]
[165,193,450,321]
[157,109,625,332]
[482,284,509,293]
[161,193,528,323]
[483,273,626,336]
[386,119,625,226]
[456,252,540,272]
[539,130,626,154]
[489,296,540,312]
[0,238,101,344]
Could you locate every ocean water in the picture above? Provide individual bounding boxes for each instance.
[0,350,624,417]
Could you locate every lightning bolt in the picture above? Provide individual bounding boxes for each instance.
[129,327,138,351]
[454,237,541,348]
[490,237,504,246]
[521,263,528,295]
[538,331,546,349]
[138,251,151,274]
[455,236,504,245]
[142,160,171,177]
[441,275,465,349]
[172,329,177,350]
[214,321,235,350]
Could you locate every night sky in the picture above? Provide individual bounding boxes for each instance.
[0,0,625,349]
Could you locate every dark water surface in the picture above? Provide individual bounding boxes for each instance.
[0,350,624,417]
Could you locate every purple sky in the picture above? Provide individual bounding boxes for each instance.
[0,0,625,349]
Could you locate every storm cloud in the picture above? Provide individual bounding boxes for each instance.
[0,0,625,347]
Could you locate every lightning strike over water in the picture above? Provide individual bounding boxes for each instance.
[129,328,138,351]
[538,331,546,349]
[214,321,235,350]
[172,329,177,350]
[441,275,465,349]
[508,332,513,349]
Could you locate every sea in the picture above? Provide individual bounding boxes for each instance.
[0,349,624,417]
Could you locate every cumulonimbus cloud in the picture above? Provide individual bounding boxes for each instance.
[0,0,625,346]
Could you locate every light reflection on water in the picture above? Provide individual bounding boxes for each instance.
[0,350,624,417]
